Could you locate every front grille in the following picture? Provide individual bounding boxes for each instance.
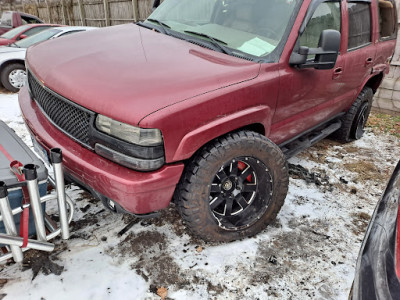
[28,71,93,147]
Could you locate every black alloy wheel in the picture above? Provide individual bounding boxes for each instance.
[209,157,273,230]
[176,130,288,242]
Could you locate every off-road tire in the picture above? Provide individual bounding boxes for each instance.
[331,87,373,143]
[1,63,26,93]
[176,130,289,242]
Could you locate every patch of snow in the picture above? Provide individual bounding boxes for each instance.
[0,93,20,123]
[0,92,399,300]
[3,247,148,300]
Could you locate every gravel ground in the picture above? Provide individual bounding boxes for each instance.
[0,92,399,300]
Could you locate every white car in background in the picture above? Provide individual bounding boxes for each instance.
[0,26,96,92]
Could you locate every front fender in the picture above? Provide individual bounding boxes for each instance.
[172,105,272,162]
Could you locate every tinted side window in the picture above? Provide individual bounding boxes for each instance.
[21,16,41,24]
[299,2,341,49]
[378,0,396,38]
[23,26,50,38]
[348,2,371,49]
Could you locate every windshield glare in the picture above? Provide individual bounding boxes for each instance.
[147,0,299,57]
[14,29,61,48]
[0,25,30,39]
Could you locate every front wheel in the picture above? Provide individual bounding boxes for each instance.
[1,63,26,93]
[176,131,289,242]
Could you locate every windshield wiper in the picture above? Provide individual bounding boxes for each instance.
[183,30,232,55]
[9,42,19,48]
[146,18,170,35]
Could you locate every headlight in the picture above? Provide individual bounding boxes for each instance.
[95,115,163,146]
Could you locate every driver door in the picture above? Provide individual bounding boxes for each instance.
[271,0,352,144]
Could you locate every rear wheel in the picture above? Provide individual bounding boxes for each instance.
[176,131,288,242]
[353,101,369,140]
[332,87,373,143]
[1,63,26,93]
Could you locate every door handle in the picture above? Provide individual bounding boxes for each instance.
[365,57,373,66]
[332,67,342,79]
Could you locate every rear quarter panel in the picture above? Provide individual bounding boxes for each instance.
[373,40,396,75]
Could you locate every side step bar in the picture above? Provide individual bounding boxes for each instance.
[280,120,342,158]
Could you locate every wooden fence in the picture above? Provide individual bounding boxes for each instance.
[0,0,161,27]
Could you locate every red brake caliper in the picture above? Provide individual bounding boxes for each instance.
[238,161,252,182]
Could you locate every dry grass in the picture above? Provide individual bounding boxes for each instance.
[351,212,371,235]
[367,112,400,138]
[343,146,361,153]
[343,161,383,181]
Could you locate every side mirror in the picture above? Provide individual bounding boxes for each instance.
[289,29,341,70]
[152,0,161,11]
[19,34,27,40]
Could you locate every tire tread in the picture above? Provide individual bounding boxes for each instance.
[331,87,373,143]
[1,63,25,93]
[176,130,288,242]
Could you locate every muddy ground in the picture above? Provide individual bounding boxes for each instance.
[0,93,399,299]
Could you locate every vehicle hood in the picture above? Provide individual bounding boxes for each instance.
[26,24,260,126]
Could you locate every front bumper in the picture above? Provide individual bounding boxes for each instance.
[19,87,185,214]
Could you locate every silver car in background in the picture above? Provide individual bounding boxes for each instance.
[0,26,97,92]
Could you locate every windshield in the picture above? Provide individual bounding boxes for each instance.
[147,0,299,58]
[0,11,12,27]
[0,25,30,39]
[14,28,61,48]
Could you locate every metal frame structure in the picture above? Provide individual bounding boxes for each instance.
[0,148,74,263]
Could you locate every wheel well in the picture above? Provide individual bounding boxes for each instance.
[364,73,384,94]
[236,123,266,136]
[181,122,266,165]
[0,59,25,72]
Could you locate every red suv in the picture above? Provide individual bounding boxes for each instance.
[19,0,397,242]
